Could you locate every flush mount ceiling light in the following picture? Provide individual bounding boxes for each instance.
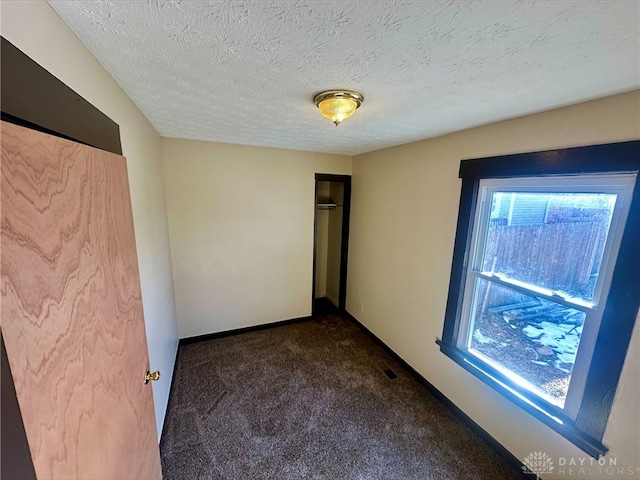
[314,90,364,126]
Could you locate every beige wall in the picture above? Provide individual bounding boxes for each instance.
[162,138,351,338]
[315,211,329,298]
[347,90,640,478]
[315,182,331,298]
[3,2,637,473]
[314,182,331,298]
[0,0,179,439]
[326,182,345,306]
[315,181,345,304]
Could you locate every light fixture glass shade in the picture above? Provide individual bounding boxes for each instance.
[318,98,358,125]
[314,90,364,126]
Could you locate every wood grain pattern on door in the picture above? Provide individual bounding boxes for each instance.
[0,121,162,479]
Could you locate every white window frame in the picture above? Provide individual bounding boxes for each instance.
[456,174,636,419]
[438,141,640,458]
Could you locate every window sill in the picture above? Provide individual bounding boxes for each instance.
[436,339,608,459]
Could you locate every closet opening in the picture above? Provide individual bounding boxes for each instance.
[312,174,352,316]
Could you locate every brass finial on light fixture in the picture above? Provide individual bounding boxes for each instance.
[314,90,364,126]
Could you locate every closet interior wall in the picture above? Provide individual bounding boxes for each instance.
[315,181,344,306]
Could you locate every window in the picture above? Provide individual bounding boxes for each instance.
[438,141,640,458]
[463,175,634,414]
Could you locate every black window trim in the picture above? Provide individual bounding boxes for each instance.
[438,140,640,459]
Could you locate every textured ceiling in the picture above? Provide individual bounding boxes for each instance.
[48,1,639,156]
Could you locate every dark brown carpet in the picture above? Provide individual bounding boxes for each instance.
[160,312,524,479]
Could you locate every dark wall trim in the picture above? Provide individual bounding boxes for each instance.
[442,140,640,458]
[312,178,320,313]
[179,316,314,346]
[459,140,639,179]
[159,345,181,451]
[344,311,532,479]
[1,333,36,480]
[436,340,607,457]
[1,36,124,478]
[315,174,352,182]
[1,37,122,155]
[339,179,352,309]
[575,165,640,437]
[312,173,352,314]
[441,177,478,344]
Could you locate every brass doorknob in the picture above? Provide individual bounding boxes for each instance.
[144,370,161,384]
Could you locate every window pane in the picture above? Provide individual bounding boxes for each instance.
[468,279,586,406]
[483,192,616,301]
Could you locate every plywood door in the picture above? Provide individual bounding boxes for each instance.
[0,121,162,479]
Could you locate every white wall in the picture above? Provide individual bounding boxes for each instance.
[162,138,351,338]
[0,0,179,440]
[347,90,640,479]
